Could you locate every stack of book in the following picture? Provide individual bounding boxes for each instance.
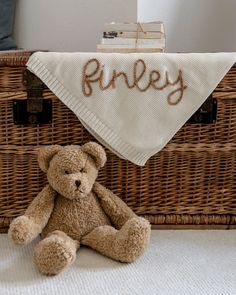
[97,21,165,53]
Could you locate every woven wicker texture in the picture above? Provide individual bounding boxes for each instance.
[0,52,235,231]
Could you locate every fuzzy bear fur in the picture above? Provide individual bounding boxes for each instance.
[8,142,151,275]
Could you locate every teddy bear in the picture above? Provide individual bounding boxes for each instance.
[8,142,151,275]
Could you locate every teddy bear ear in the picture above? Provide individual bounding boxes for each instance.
[38,145,63,172]
[81,142,107,169]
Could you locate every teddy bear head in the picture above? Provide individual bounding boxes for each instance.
[38,142,107,200]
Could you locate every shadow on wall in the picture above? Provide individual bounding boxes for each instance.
[167,0,236,52]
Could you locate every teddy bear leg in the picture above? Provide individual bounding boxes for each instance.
[82,216,151,263]
[33,230,79,275]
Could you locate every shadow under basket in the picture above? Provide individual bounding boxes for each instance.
[0,51,236,232]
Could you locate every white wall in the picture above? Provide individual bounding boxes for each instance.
[138,0,236,52]
[14,0,236,53]
[14,0,137,52]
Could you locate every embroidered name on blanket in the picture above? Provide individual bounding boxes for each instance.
[82,58,187,105]
[26,52,236,166]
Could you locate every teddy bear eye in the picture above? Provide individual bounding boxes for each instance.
[81,168,85,173]
[65,170,70,175]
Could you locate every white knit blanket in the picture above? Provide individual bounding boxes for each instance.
[27,52,236,165]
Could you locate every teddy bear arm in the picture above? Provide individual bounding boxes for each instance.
[93,182,136,229]
[9,185,57,245]
[24,184,57,227]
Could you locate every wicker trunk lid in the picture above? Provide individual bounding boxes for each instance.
[0,51,235,231]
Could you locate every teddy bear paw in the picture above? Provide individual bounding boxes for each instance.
[33,233,77,275]
[117,217,151,262]
[8,216,39,245]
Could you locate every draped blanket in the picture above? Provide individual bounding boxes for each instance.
[27,52,236,165]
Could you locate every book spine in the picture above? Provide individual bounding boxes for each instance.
[103,31,164,39]
[101,38,165,47]
[104,22,164,32]
[96,47,164,53]
[97,43,165,49]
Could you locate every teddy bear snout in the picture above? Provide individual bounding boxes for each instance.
[75,180,81,188]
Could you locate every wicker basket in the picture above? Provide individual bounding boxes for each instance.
[0,51,235,232]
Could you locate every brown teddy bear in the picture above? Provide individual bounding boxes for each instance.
[8,142,151,275]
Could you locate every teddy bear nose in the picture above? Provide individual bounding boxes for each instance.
[75,180,81,188]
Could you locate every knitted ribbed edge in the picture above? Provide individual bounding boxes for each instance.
[26,55,157,166]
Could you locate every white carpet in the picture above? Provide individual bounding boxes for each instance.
[0,230,235,295]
